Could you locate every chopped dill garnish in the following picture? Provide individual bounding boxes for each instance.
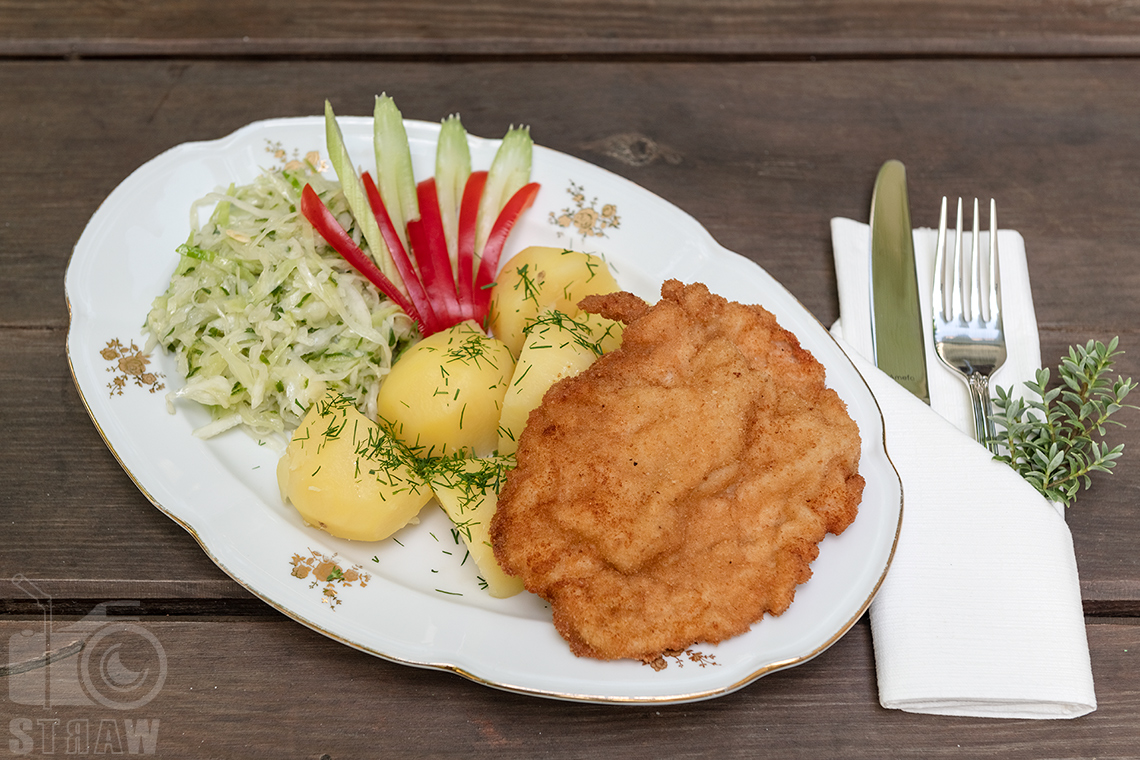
[425,454,515,518]
[522,310,613,357]
[511,363,533,388]
[582,254,599,279]
[445,333,500,371]
[512,263,543,308]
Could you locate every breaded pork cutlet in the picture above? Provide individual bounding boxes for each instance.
[490,280,864,663]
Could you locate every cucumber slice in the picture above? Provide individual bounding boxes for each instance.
[474,125,533,260]
[435,114,472,271]
[323,101,400,287]
[373,94,420,252]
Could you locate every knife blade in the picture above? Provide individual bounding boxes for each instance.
[869,159,930,404]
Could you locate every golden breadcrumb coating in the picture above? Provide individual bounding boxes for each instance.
[491,280,864,662]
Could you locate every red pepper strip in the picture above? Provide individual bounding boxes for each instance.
[455,171,488,321]
[473,182,541,317]
[360,172,441,335]
[407,178,464,328]
[299,184,423,330]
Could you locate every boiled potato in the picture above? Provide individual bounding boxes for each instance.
[375,321,514,457]
[277,393,433,541]
[428,456,522,598]
[497,310,623,455]
[488,246,619,357]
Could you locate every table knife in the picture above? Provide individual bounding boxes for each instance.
[868,159,930,404]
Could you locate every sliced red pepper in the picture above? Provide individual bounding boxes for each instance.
[407,178,464,327]
[299,184,422,329]
[455,171,487,321]
[473,182,541,316]
[360,172,441,335]
[304,168,539,336]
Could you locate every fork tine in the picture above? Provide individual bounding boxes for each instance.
[978,199,990,323]
[953,197,965,323]
[934,196,950,322]
[988,198,1001,325]
[967,197,981,323]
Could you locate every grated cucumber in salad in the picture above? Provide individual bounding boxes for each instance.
[144,155,419,440]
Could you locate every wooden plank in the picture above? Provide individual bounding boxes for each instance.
[0,617,1136,757]
[1040,332,1140,607]
[8,1,1140,57]
[6,59,1140,330]
[0,327,244,584]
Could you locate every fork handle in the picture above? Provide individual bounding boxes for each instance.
[967,372,997,452]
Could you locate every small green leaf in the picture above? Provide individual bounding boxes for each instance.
[991,338,1137,507]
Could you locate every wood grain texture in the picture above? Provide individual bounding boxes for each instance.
[0,328,241,585]
[1,618,1136,757]
[7,59,1140,329]
[8,0,1140,57]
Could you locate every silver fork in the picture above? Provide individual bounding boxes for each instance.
[931,197,1007,451]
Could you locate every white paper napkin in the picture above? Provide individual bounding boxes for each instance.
[830,217,1096,719]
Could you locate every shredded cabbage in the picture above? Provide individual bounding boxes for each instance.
[144,157,419,440]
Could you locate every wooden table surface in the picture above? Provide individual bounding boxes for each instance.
[4,2,1140,757]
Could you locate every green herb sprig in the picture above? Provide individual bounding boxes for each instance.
[991,338,1136,507]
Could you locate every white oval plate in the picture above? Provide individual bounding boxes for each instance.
[66,116,901,704]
